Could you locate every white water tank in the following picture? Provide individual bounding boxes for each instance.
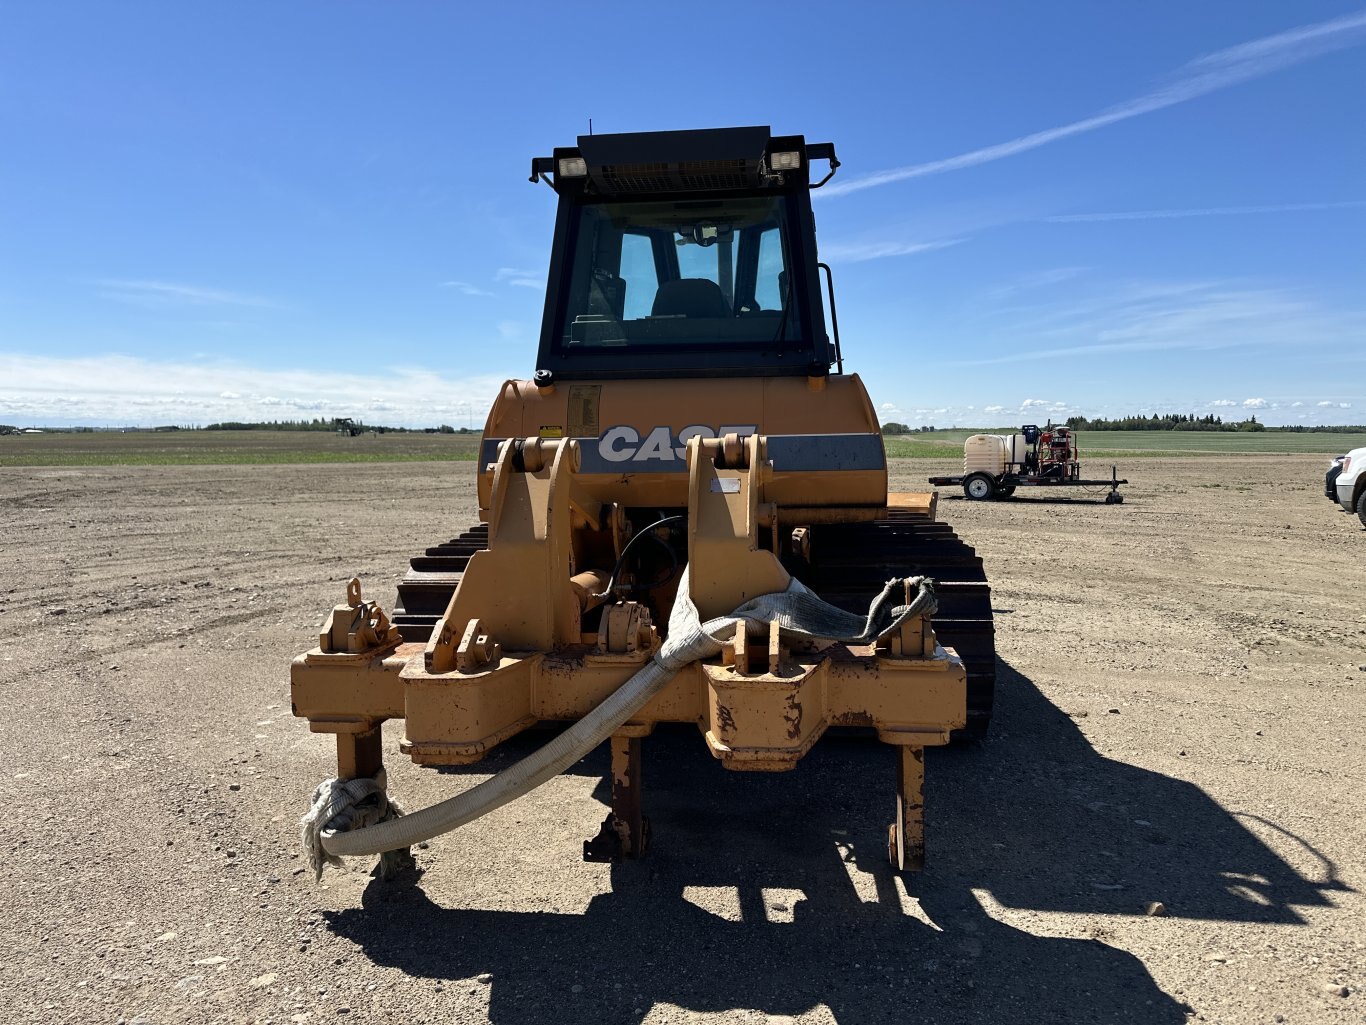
[964,434,1009,475]
[1008,432,1029,466]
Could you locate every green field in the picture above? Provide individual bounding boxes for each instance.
[1,427,1360,467]
[0,430,483,466]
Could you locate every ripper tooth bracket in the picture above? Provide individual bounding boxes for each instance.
[422,617,501,674]
[319,577,401,656]
[456,619,502,672]
[874,578,951,668]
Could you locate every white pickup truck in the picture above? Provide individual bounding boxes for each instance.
[1333,446,1366,526]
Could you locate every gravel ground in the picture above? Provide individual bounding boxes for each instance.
[1,455,1362,1025]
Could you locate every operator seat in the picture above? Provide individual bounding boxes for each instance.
[652,278,731,318]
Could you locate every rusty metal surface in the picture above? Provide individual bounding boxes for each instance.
[583,735,650,862]
[889,745,926,872]
[294,627,965,768]
[335,727,383,781]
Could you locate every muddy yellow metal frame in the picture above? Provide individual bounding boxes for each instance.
[292,436,965,869]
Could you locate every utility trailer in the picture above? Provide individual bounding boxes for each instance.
[928,424,1127,503]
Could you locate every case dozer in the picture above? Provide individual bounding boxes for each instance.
[291,127,995,876]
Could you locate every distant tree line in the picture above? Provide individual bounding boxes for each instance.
[880,422,937,435]
[1064,413,1266,432]
[1272,423,1366,433]
[205,418,373,432]
[202,418,471,434]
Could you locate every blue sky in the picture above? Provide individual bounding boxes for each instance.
[2,2,1363,428]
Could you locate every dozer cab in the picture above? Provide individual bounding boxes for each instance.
[291,127,995,878]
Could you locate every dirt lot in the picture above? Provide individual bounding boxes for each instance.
[2,455,1363,1024]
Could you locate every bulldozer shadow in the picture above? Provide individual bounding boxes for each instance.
[922,661,1347,925]
[325,659,1345,1024]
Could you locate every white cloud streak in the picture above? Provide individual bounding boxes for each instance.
[986,266,1087,299]
[1046,201,1366,222]
[820,10,1366,198]
[496,267,543,289]
[439,280,494,297]
[0,353,511,427]
[951,279,1366,367]
[96,279,277,309]
[818,238,965,263]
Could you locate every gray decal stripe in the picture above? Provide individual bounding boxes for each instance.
[765,434,887,473]
[479,434,885,474]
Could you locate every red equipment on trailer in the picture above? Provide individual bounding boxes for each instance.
[928,423,1127,503]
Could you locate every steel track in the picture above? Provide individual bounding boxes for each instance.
[786,509,996,741]
[391,510,995,741]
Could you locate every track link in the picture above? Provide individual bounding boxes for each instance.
[391,523,488,642]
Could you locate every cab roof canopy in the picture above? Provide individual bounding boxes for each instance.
[531,126,838,196]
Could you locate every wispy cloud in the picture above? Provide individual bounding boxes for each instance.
[1046,201,1366,223]
[820,238,965,263]
[96,279,277,309]
[821,9,1366,198]
[0,353,511,427]
[986,266,1087,299]
[496,267,543,289]
[951,279,1366,367]
[439,280,494,297]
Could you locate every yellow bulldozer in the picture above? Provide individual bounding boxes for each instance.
[292,127,994,880]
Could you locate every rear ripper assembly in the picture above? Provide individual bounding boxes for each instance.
[291,127,995,873]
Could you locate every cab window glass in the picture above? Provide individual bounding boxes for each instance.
[619,233,658,321]
[558,195,800,351]
[755,227,784,312]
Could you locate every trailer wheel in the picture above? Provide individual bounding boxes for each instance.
[997,486,1016,498]
[963,474,997,501]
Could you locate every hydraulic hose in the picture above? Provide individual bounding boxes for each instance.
[318,572,935,860]
[321,653,684,858]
